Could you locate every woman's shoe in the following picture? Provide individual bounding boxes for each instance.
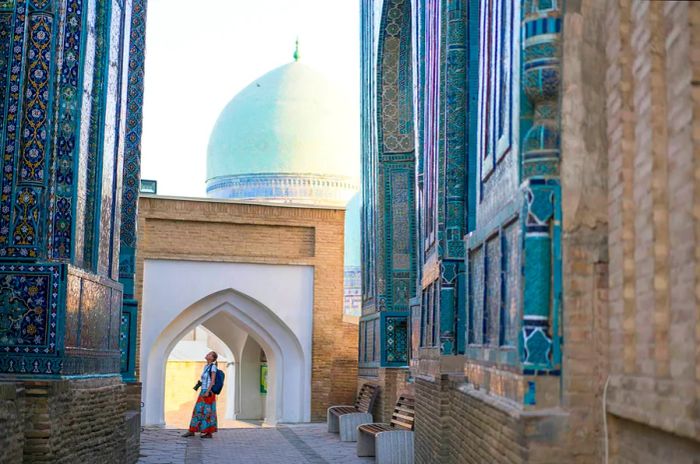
[200,433,213,439]
[181,431,194,437]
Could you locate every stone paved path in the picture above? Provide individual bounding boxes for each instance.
[137,423,374,464]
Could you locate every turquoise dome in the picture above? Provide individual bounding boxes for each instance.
[207,61,359,182]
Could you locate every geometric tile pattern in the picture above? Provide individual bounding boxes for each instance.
[0,264,60,354]
[51,0,83,259]
[360,0,563,377]
[0,0,131,379]
[120,0,147,250]
[519,0,562,372]
[385,315,408,364]
[83,0,108,268]
[360,0,416,369]
[0,1,30,256]
[118,0,148,381]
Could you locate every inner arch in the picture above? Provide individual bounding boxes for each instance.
[142,288,309,426]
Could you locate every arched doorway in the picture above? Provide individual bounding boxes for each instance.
[163,325,237,425]
[142,287,309,426]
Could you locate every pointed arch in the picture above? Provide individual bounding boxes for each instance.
[142,288,309,426]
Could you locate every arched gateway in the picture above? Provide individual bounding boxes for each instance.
[136,195,359,426]
[143,284,309,426]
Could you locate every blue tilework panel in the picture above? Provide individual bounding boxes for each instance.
[0,264,60,353]
[95,0,123,277]
[79,278,112,350]
[17,13,52,185]
[368,319,374,363]
[120,0,147,250]
[385,315,408,365]
[64,269,123,353]
[83,0,109,268]
[119,311,130,371]
[484,236,500,345]
[0,2,26,254]
[373,318,380,362]
[502,220,521,346]
[50,0,84,259]
[468,245,484,344]
[379,0,414,153]
[0,12,12,133]
[10,11,54,256]
[64,271,81,347]
[109,289,120,350]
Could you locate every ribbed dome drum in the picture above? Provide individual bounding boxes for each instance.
[206,61,359,206]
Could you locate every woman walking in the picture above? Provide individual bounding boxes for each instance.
[182,351,218,438]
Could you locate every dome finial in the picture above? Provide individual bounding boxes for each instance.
[293,37,300,62]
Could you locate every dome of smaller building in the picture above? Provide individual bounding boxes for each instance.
[206,60,359,206]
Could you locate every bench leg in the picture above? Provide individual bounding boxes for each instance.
[376,431,414,464]
[339,413,372,442]
[327,408,340,433]
[356,431,376,457]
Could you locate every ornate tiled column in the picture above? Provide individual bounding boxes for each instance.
[520,0,562,373]
[439,0,468,355]
[118,0,148,383]
[0,0,139,459]
[0,0,134,377]
[359,1,417,421]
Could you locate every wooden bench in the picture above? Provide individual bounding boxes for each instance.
[357,395,415,464]
[327,383,379,441]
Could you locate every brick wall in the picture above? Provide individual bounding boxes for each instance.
[0,384,25,463]
[136,196,358,421]
[415,376,572,464]
[18,377,128,464]
[611,416,700,463]
[560,0,610,462]
[124,383,141,464]
[604,0,700,459]
[414,376,450,463]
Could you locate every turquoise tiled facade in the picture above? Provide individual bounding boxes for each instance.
[359,0,417,376]
[361,0,562,384]
[0,0,145,380]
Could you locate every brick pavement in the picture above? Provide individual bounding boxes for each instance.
[137,424,374,464]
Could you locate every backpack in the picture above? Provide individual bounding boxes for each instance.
[208,364,225,395]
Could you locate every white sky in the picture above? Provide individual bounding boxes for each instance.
[140,0,360,198]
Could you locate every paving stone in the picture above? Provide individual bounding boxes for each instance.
[138,423,373,464]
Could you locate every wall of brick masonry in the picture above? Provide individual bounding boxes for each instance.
[604,0,700,460]
[136,196,358,421]
[0,383,26,463]
[0,378,137,464]
[414,376,573,464]
[124,383,142,464]
[414,376,451,463]
[17,377,129,464]
[610,416,700,463]
[560,0,610,461]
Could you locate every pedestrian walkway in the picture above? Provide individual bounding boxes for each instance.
[138,423,373,464]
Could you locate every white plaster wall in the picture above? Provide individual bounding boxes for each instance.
[201,313,249,419]
[238,336,265,420]
[141,259,313,426]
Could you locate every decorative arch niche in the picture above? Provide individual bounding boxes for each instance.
[142,288,308,426]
